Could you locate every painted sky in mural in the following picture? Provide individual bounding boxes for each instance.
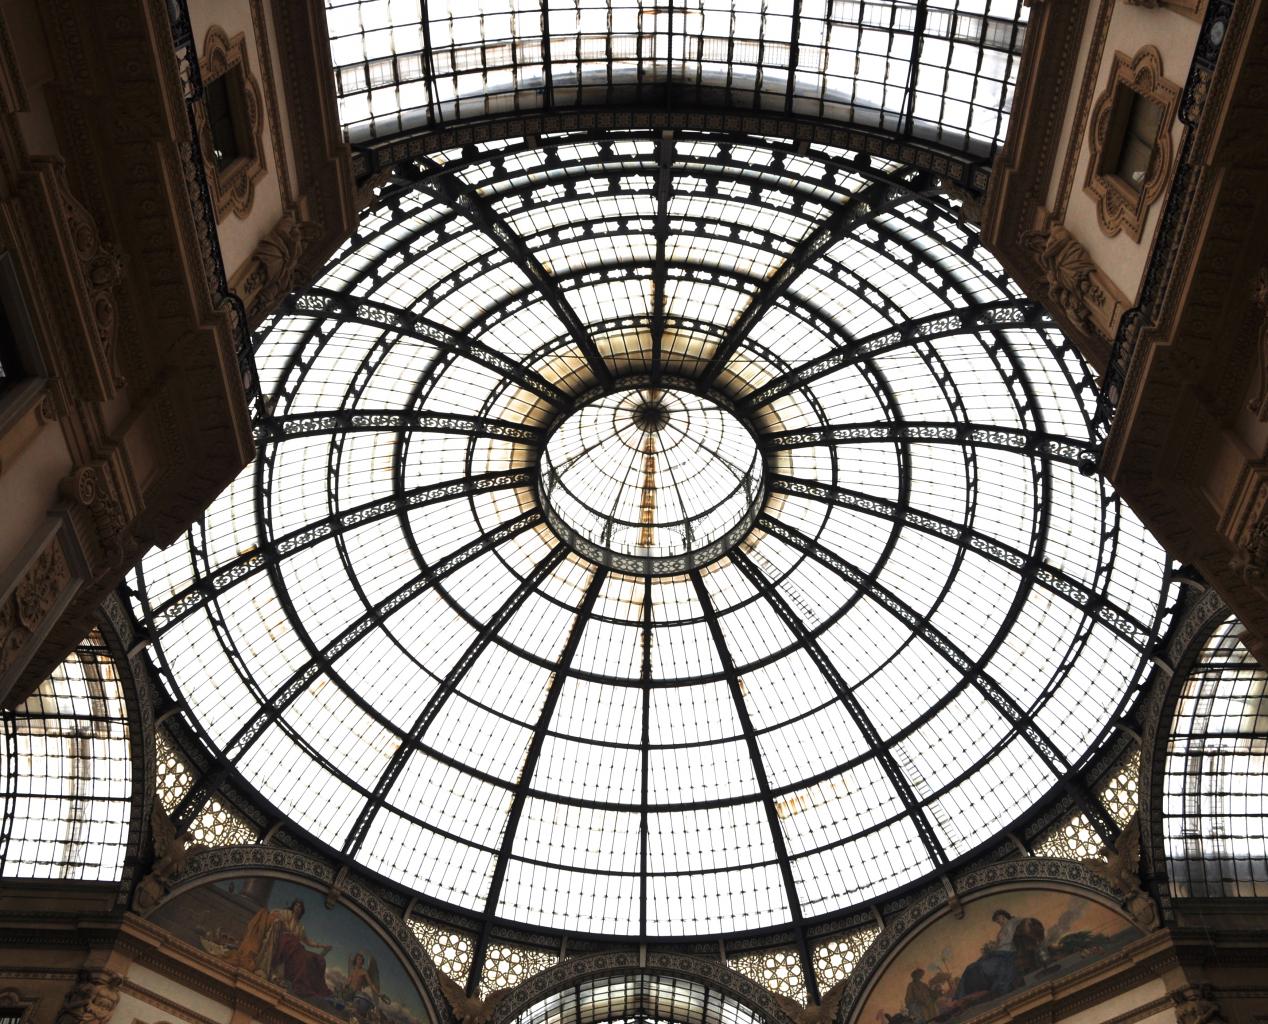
[857,889,1140,1024]
[152,876,431,1024]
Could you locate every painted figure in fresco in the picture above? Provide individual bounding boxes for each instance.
[341,951,385,1023]
[953,910,1045,1001]
[225,898,333,997]
[903,969,940,1023]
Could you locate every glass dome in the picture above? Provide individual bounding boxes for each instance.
[539,387,764,573]
[133,129,1168,942]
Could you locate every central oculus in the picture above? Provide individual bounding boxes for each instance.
[538,387,765,573]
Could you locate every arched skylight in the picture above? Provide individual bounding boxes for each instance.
[324,0,1029,155]
[0,630,132,881]
[509,972,770,1024]
[132,130,1167,943]
[1164,614,1268,898]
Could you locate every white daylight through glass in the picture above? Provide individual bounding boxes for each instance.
[132,129,1169,941]
[539,387,764,573]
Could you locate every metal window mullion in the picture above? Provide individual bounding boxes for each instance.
[688,568,820,1005]
[468,563,608,995]
[341,542,570,860]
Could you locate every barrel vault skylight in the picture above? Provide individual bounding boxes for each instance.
[325,0,1030,156]
[131,130,1168,945]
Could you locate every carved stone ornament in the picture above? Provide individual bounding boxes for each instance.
[197,26,266,221]
[54,971,122,1024]
[0,541,71,679]
[1024,222,1105,335]
[936,178,983,226]
[1079,814,1161,931]
[1230,479,1268,586]
[60,462,130,571]
[0,986,34,1023]
[132,801,205,914]
[238,212,320,322]
[1085,46,1182,242]
[1248,267,1268,419]
[1169,984,1229,1024]
[437,973,511,1024]
[49,163,126,399]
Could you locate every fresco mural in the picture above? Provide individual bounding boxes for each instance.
[151,876,432,1024]
[856,889,1141,1024]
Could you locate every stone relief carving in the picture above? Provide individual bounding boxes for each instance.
[198,27,266,221]
[437,974,511,1024]
[236,212,320,323]
[1170,984,1229,1024]
[60,462,130,572]
[1080,814,1161,931]
[1085,46,1181,241]
[54,971,122,1024]
[1229,478,1268,586]
[0,540,71,680]
[133,802,205,914]
[1024,222,1105,335]
[0,987,34,1024]
[42,162,127,400]
[936,179,983,226]
[1248,267,1268,420]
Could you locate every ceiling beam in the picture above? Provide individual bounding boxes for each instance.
[689,568,821,1006]
[697,175,933,387]
[291,287,569,405]
[740,300,1051,411]
[762,420,1098,470]
[341,543,571,859]
[767,475,1153,647]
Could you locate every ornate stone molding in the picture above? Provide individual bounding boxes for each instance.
[29,160,129,402]
[197,27,266,221]
[0,539,72,682]
[1085,47,1182,241]
[54,970,123,1024]
[0,986,37,1024]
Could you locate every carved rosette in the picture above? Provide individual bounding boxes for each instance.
[1085,46,1181,241]
[197,26,266,221]
[0,541,71,680]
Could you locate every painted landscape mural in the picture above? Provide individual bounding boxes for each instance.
[857,889,1141,1024]
[151,876,431,1024]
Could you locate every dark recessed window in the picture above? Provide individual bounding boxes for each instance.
[205,68,251,171]
[0,281,24,390]
[1109,86,1166,191]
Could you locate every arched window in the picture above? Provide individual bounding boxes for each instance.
[0,629,132,880]
[1163,614,1268,897]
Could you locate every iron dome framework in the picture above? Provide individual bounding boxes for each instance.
[130,129,1170,996]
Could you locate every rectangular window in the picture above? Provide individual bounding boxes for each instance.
[1109,87,1165,191]
[205,69,251,171]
